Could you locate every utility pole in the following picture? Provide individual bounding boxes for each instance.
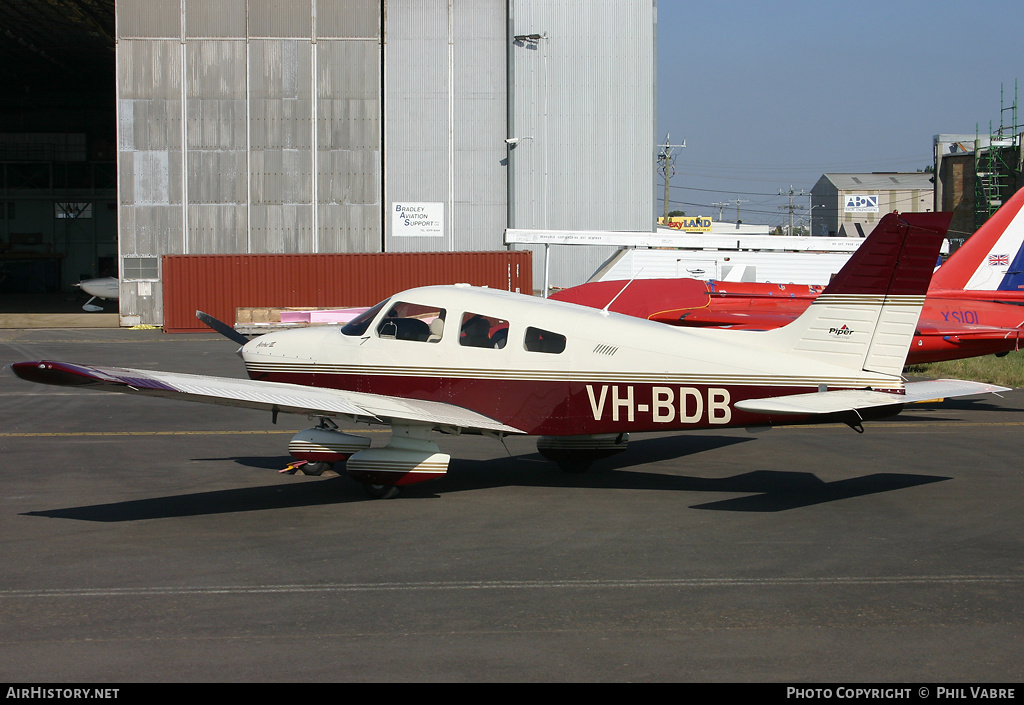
[731,198,749,226]
[657,133,686,222]
[711,199,747,225]
[778,185,806,235]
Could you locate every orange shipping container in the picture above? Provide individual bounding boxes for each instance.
[162,251,533,333]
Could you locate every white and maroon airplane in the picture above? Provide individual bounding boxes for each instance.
[10,212,1007,498]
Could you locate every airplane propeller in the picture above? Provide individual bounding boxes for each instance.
[196,310,251,347]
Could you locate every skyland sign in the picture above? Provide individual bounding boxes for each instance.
[665,216,713,232]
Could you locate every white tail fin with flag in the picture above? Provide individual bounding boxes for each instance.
[930,186,1024,291]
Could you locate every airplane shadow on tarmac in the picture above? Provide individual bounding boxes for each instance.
[23,433,950,521]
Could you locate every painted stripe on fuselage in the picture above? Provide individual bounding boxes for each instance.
[244,362,891,389]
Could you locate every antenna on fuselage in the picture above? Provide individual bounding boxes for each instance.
[601,269,644,316]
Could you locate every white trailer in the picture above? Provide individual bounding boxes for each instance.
[505,227,913,289]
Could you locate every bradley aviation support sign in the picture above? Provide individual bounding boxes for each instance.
[393,202,444,237]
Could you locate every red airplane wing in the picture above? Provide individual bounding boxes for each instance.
[656,309,801,329]
[550,278,712,318]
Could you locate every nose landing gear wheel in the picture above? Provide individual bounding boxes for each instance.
[301,461,333,476]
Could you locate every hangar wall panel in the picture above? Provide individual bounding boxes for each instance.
[509,0,653,232]
[184,0,248,37]
[117,0,181,38]
[317,37,382,252]
[249,38,315,252]
[161,250,533,332]
[508,0,655,290]
[451,1,509,252]
[185,39,249,254]
[117,35,185,324]
[249,0,313,37]
[383,0,507,254]
[384,0,449,253]
[317,0,382,38]
[118,1,385,324]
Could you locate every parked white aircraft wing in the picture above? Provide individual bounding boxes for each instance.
[12,361,524,435]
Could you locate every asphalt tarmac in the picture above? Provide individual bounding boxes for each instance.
[1,327,1022,683]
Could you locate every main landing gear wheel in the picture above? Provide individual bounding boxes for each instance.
[362,483,400,500]
[537,434,629,474]
[557,460,593,473]
[301,461,333,476]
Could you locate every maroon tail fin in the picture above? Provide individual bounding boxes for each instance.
[822,212,951,296]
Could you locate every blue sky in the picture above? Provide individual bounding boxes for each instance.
[654,0,1022,228]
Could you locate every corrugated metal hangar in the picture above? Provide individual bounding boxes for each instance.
[0,1,656,325]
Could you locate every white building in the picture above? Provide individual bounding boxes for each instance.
[810,172,934,238]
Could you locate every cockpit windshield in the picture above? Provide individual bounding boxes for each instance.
[376,302,446,342]
[340,299,389,336]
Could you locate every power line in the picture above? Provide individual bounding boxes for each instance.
[662,188,937,226]
[671,183,792,197]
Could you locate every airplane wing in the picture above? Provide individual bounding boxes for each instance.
[662,310,801,328]
[549,278,712,319]
[735,379,1009,417]
[9,361,525,435]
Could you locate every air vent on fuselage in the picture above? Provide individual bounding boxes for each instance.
[593,343,618,356]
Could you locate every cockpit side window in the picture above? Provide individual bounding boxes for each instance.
[341,299,388,336]
[376,302,446,343]
[459,312,509,349]
[524,326,566,354]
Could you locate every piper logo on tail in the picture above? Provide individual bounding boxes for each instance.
[828,325,854,337]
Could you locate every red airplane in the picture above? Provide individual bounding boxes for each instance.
[553,188,1024,364]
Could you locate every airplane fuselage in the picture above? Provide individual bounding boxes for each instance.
[77,277,119,300]
[241,285,903,436]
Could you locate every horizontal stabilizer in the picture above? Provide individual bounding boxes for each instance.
[735,388,908,416]
[900,378,1011,403]
[736,379,1009,417]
